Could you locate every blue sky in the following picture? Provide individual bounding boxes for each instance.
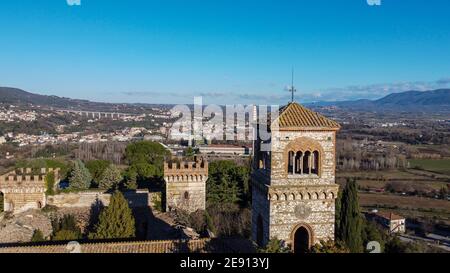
[1,0,450,105]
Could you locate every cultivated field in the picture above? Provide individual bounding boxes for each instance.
[359,193,450,224]
[409,159,450,176]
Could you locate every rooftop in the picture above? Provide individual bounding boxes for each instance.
[376,211,405,221]
[276,102,340,130]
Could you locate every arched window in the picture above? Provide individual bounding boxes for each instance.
[312,151,320,175]
[288,151,295,174]
[184,191,190,200]
[295,151,303,174]
[303,151,311,174]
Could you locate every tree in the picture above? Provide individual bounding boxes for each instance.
[31,229,45,242]
[51,214,82,241]
[99,164,122,190]
[258,238,291,253]
[184,147,196,160]
[338,179,364,253]
[53,230,80,241]
[45,171,55,195]
[89,191,136,240]
[309,240,350,253]
[206,161,250,208]
[126,141,168,169]
[68,160,92,190]
[362,219,386,253]
[86,160,111,187]
[125,141,170,185]
[124,168,138,190]
[335,189,342,235]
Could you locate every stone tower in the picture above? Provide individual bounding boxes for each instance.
[164,159,208,213]
[0,168,60,214]
[251,102,340,253]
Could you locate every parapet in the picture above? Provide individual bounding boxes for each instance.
[0,168,60,185]
[164,159,208,182]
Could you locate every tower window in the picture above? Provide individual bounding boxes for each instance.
[287,150,320,176]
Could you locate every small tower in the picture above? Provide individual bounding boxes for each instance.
[0,168,60,214]
[252,102,340,253]
[164,158,208,213]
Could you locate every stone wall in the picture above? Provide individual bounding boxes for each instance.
[251,182,270,246]
[0,168,59,214]
[47,190,152,209]
[270,131,336,186]
[164,160,208,213]
[252,129,339,250]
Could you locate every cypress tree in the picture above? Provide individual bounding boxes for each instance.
[338,179,363,253]
[89,191,136,239]
[335,189,342,237]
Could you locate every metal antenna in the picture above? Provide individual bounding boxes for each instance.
[288,68,296,103]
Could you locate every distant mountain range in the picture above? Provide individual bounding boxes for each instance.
[306,89,450,112]
[0,87,167,112]
[0,87,106,109]
[1,86,449,112]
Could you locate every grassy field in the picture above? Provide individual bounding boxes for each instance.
[337,169,448,191]
[359,193,450,211]
[338,168,450,224]
[359,193,450,224]
[409,159,450,176]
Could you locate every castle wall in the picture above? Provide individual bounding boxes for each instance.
[3,192,46,214]
[47,190,152,208]
[0,168,59,214]
[164,161,208,213]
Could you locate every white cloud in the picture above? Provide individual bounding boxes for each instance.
[66,0,81,6]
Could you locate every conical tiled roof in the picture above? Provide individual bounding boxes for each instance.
[276,102,340,130]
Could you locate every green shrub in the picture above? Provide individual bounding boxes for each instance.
[51,214,82,241]
[53,230,80,242]
[45,171,55,195]
[258,238,291,253]
[31,229,46,242]
[151,193,162,212]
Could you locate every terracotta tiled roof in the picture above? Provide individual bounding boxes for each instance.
[276,102,340,130]
[376,212,405,221]
[0,238,256,253]
[0,239,210,254]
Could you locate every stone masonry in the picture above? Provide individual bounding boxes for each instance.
[251,102,340,252]
[0,168,60,214]
[164,159,208,213]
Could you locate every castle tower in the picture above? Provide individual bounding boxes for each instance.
[164,159,208,213]
[251,102,340,253]
[0,168,60,214]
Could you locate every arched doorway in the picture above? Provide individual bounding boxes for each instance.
[292,224,313,254]
[256,215,264,247]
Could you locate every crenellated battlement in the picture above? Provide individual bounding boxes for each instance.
[0,168,60,185]
[164,160,208,177]
[0,168,61,214]
[164,158,208,213]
